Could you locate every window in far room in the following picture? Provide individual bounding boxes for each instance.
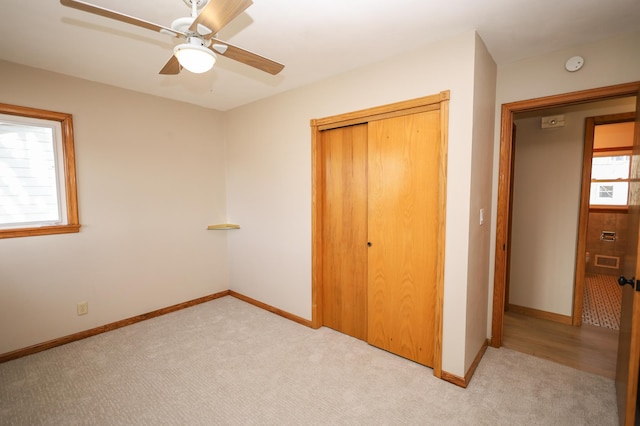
[0,103,80,239]
[590,153,630,206]
[589,121,635,208]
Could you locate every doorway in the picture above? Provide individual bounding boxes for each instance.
[491,82,640,376]
[579,115,635,331]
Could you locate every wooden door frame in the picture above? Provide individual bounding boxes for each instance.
[310,91,450,378]
[491,81,640,348]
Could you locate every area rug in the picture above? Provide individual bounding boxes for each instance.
[582,273,622,330]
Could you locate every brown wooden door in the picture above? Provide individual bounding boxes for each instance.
[616,94,640,426]
[312,92,448,374]
[320,124,369,341]
[367,110,440,367]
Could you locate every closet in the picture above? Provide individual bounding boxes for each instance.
[311,92,449,370]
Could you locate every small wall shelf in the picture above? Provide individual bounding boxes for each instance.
[207,224,240,230]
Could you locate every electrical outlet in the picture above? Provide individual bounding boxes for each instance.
[77,301,88,316]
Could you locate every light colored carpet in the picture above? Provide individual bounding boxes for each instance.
[583,273,622,330]
[0,296,618,425]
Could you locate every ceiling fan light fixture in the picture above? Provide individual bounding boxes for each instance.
[174,39,216,73]
[60,0,284,76]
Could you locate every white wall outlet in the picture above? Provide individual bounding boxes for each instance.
[480,208,485,226]
[77,301,88,316]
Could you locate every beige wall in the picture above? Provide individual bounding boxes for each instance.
[489,30,640,332]
[510,114,581,315]
[464,34,497,370]
[0,61,230,354]
[225,31,495,377]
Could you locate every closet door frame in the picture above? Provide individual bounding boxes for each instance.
[310,91,449,378]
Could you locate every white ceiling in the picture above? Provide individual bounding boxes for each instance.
[2,0,639,111]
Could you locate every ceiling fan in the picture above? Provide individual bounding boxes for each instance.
[60,0,284,75]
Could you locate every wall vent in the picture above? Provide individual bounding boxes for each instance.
[594,254,620,269]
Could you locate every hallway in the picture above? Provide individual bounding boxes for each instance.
[503,311,619,379]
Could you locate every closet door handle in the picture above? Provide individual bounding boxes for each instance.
[367,242,372,247]
[618,275,636,288]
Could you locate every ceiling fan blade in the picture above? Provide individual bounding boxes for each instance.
[60,0,185,38]
[190,0,253,35]
[210,39,284,75]
[159,56,182,75]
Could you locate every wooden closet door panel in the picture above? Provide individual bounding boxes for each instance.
[321,124,369,340]
[367,110,440,367]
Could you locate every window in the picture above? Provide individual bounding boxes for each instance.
[589,153,631,206]
[0,103,80,238]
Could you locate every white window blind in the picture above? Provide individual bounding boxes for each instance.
[589,154,630,206]
[0,116,67,229]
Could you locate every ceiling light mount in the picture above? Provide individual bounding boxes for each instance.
[171,16,212,36]
[182,0,209,10]
[171,0,213,36]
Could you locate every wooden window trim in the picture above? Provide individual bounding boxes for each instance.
[589,205,629,214]
[0,103,80,239]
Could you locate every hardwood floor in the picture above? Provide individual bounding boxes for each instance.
[503,311,619,379]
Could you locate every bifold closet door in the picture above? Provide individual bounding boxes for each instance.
[321,123,368,341]
[367,110,440,367]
